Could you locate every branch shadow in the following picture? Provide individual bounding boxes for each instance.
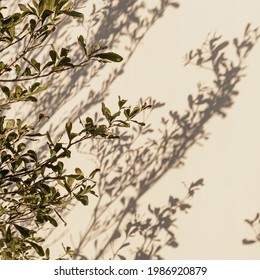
[71,24,260,259]
[243,213,260,245]
[31,0,181,254]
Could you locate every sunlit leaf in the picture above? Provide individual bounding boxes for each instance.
[93,52,123,62]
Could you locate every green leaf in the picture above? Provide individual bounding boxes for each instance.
[43,60,54,70]
[7,132,17,141]
[22,66,32,77]
[65,121,72,137]
[29,18,37,31]
[27,241,45,256]
[1,86,10,97]
[88,168,100,179]
[18,4,31,13]
[56,161,64,175]
[45,248,50,259]
[0,61,6,71]
[8,26,15,38]
[56,56,71,67]
[78,35,88,57]
[101,102,111,122]
[5,226,12,243]
[75,167,84,176]
[41,9,53,23]
[30,58,41,72]
[0,169,9,178]
[30,82,41,92]
[129,106,140,118]
[46,131,53,145]
[49,50,57,62]
[47,216,58,227]
[6,119,15,130]
[15,85,23,97]
[118,96,127,108]
[61,10,84,19]
[74,194,89,205]
[38,0,45,14]
[60,48,69,57]
[26,96,38,102]
[27,150,38,162]
[67,176,75,187]
[17,143,26,152]
[124,108,131,119]
[14,224,31,238]
[31,84,49,94]
[131,120,145,126]
[114,120,130,127]
[93,52,123,62]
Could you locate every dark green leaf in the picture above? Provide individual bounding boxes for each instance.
[27,241,45,256]
[65,121,72,137]
[118,96,127,108]
[124,108,130,119]
[30,58,41,72]
[56,56,71,67]
[61,10,84,19]
[74,194,89,205]
[101,102,111,122]
[60,48,69,57]
[131,120,145,126]
[27,150,38,162]
[78,35,88,57]
[29,19,37,30]
[26,96,37,102]
[31,82,41,92]
[7,132,17,141]
[1,86,10,97]
[45,248,50,259]
[14,224,31,238]
[5,226,12,242]
[17,143,26,152]
[129,106,140,118]
[47,216,58,227]
[88,168,100,179]
[93,52,123,62]
[22,67,32,77]
[114,120,130,127]
[49,50,57,62]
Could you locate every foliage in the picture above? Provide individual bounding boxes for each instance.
[0,0,150,259]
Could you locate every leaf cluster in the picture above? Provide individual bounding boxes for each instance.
[0,0,150,259]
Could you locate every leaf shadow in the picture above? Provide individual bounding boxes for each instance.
[70,24,260,259]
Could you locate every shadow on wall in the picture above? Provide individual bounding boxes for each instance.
[69,24,259,259]
[11,1,258,259]
[243,213,260,245]
[21,0,180,139]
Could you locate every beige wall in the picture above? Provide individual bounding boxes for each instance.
[24,0,260,259]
